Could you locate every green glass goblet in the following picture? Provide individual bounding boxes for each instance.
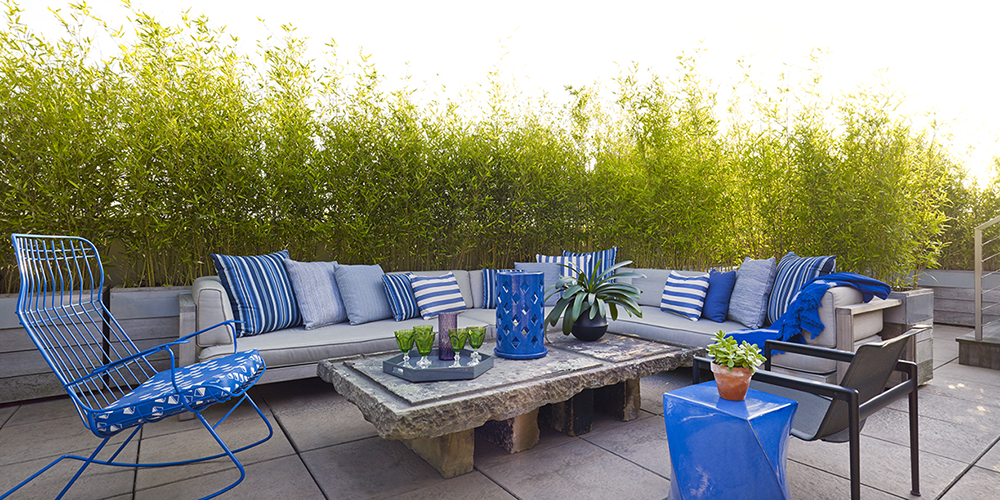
[413,326,436,369]
[448,328,467,368]
[467,326,486,366]
[394,328,414,367]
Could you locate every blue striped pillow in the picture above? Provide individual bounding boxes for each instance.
[767,252,837,325]
[563,247,618,279]
[483,269,521,308]
[535,254,592,278]
[409,272,467,319]
[382,273,420,321]
[210,250,302,337]
[660,271,711,321]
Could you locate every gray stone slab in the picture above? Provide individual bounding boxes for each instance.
[319,335,697,441]
[473,424,576,470]
[3,397,78,427]
[860,406,995,464]
[581,413,670,478]
[0,449,137,500]
[138,393,273,439]
[917,370,1000,409]
[888,388,1000,430]
[974,439,1000,473]
[398,471,516,499]
[933,360,1000,388]
[272,392,378,452]
[0,405,16,428]
[134,455,324,500]
[134,407,292,490]
[639,367,694,415]
[786,458,902,500]
[0,414,130,467]
[475,438,671,500]
[300,437,444,498]
[941,466,1000,499]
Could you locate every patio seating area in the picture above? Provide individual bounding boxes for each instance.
[1,323,998,499]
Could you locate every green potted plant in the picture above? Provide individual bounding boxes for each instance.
[706,330,767,401]
[545,260,645,341]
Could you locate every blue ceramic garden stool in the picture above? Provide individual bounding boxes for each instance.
[663,382,798,500]
[494,271,547,359]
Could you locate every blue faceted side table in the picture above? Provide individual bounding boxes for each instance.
[663,382,798,500]
[494,271,547,359]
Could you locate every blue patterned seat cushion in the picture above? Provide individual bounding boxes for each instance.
[93,350,265,437]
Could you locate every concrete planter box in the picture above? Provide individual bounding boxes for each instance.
[0,286,189,404]
[885,288,935,326]
[882,288,934,385]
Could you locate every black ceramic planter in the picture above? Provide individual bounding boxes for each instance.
[571,313,609,341]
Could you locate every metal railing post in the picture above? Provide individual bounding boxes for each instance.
[976,225,983,341]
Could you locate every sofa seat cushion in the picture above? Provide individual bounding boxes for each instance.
[199,315,492,368]
[609,306,744,347]
[459,306,563,333]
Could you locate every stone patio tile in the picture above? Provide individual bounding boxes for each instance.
[972,438,1000,473]
[933,324,971,340]
[134,407,292,491]
[940,466,1000,499]
[301,437,446,498]
[251,377,339,413]
[786,459,903,500]
[640,368,694,415]
[0,414,130,467]
[475,438,671,500]
[3,398,78,427]
[933,361,1000,388]
[474,421,576,469]
[396,471,515,500]
[137,395,274,439]
[0,405,16,427]
[271,390,378,452]
[581,413,671,478]
[887,389,1000,430]
[788,433,964,498]
[919,371,1000,409]
[935,341,960,368]
[0,440,137,500]
[860,406,996,464]
[134,455,324,500]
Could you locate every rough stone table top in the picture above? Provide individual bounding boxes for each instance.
[317,333,701,440]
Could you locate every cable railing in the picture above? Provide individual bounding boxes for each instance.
[974,215,1000,340]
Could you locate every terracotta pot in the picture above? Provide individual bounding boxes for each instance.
[711,362,753,401]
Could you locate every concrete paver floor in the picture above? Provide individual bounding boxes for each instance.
[1,323,998,499]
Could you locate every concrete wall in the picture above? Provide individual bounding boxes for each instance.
[0,286,188,404]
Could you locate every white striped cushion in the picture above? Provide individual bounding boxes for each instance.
[210,250,302,337]
[766,252,836,324]
[563,247,618,279]
[660,271,710,321]
[409,272,467,319]
[382,273,420,321]
[535,254,592,278]
[482,268,520,308]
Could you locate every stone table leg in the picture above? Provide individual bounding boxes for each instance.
[476,408,540,453]
[594,378,641,421]
[539,389,594,436]
[402,428,474,478]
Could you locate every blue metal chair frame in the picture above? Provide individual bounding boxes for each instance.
[4,234,273,500]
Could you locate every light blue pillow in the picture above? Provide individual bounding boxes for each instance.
[767,252,837,325]
[727,257,778,329]
[210,250,302,337]
[383,272,420,321]
[409,272,467,319]
[482,269,521,308]
[514,262,561,306]
[661,271,710,321]
[535,254,592,278]
[282,259,347,330]
[334,264,394,325]
[563,247,618,279]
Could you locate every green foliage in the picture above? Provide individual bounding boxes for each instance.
[545,259,645,335]
[706,331,767,373]
[0,2,963,292]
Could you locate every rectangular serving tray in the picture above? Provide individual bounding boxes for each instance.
[383,349,494,382]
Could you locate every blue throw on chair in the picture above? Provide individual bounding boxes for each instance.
[3,234,273,500]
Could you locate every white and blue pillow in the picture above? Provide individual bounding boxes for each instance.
[382,273,421,321]
[660,271,710,321]
[563,247,618,279]
[767,252,837,324]
[210,250,302,337]
[535,254,592,279]
[483,269,522,308]
[409,272,467,319]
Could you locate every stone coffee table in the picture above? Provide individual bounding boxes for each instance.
[317,333,700,478]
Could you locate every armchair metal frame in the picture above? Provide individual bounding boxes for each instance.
[694,333,919,500]
[4,234,273,500]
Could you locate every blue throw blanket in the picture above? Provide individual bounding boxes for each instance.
[728,272,891,349]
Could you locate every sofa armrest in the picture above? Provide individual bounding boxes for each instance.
[190,276,235,351]
[833,296,902,382]
[178,293,197,368]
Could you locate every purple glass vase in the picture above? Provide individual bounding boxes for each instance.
[438,312,459,360]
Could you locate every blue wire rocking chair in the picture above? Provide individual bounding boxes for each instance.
[4,234,273,500]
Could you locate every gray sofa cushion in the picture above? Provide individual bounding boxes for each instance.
[727,257,777,329]
[514,262,560,306]
[609,305,744,347]
[469,269,484,309]
[283,259,347,329]
[335,264,394,325]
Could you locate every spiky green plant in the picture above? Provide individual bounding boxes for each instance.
[545,259,645,335]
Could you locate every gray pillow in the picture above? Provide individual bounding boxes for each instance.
[514,262,561,306]
[334,264,394,325]
[283,259,347,330]
[727,257,777,329]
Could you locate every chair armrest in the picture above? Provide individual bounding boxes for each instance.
[692,355,859,402]
[835,297,901,316]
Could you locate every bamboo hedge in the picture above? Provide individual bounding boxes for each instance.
[0,2,972,292]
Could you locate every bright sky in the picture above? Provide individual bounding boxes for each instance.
[19,0,1000,185]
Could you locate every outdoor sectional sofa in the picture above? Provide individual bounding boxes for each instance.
[178,264,900,385]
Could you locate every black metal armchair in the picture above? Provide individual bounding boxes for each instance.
[693,332,920,500]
